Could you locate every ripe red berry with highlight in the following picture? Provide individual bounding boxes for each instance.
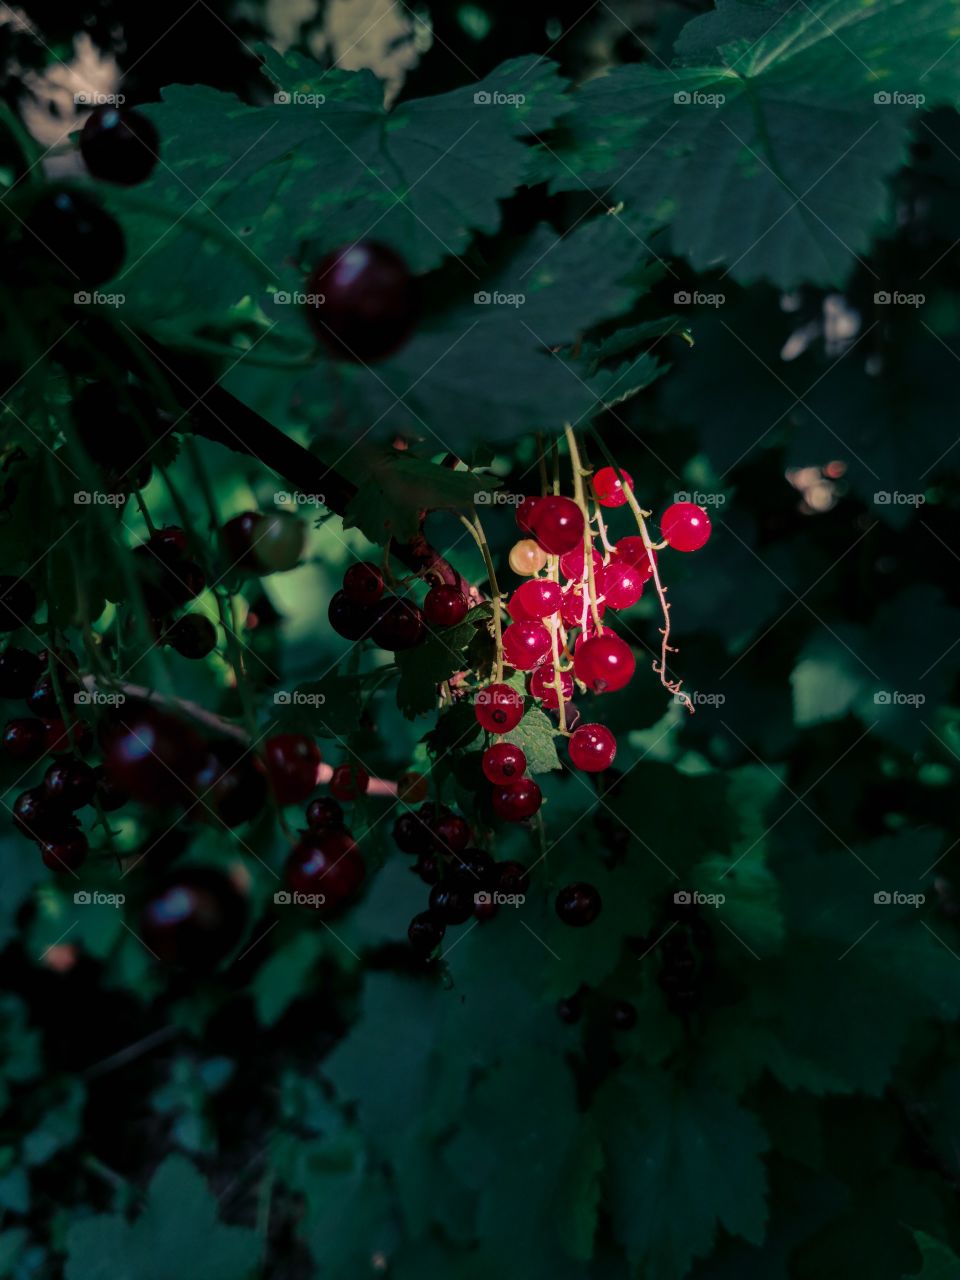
[263,734,321,805]
[560,585,606,629]
[515,495,541,534]
[660,502,712,552]
[306,797,344,830]
[613,537,657,582]
[79,106,159,186]
[343,563,384,606]
[568,723,617,772]
[14,787,76,839]
[305,241,417,362]
[597,562,644,610]
[512,579,562,621]
[558,545,603,582]
[285,829,366,911]
[475,683,524,732]
[44,759,97,809]
[574,632,636,694]
[423,583,469,628]
[491,777,542,821]
[592,466,633,508]
[140,868,248,968]
[482,741,526,784]
[502,622,552,671]
[330,763,369,802]
[432,812,470,855]
[529,495,584,555]
[40,832,89,872]
[101,704,204,805]
[328,590,378,641]
[371,598,425,651]
[528,664,573,709]
[3,717,47,760]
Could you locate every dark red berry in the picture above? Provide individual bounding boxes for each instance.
[80,106,159,185]
[497,860,530,896]
[13,787,76,839]
[0,578,36,632]
[221,512,261,570]
[413,853,440,885]
[44,759,97,810]
[305,241,417,362]
[393,810,433,854]
[26,186,125,286]
[139,868,248,968]
[330,763,370,802]
[574,633,635,694]
[491,777,542,822]
[568,723,617,772]
[613,538,657,582]
[408,910,445,954]
[428,881,475,925]
[193,744,268,827]
[529,495,584,555]
[371,598,425,651]
[328,589,378,641]
[502,622,552,671]
[167,614,217,660]
[44,719,92,756]
[284,830,365,912]
[474,683,523,732]
[149,526,188,556]
[452,848,496,889]
[263,734,321,806]
[39,832,88,872]
[432,812,470,855]
[101,703,205,805]
[28,672,78,720]
[0,648,43,699]
[3,718,47,760]
[482,741,526,784]
[306,797,344,830]
[423,583,469,628]
[555,882,602,926]
[343,562,385,606]
[611,1000,637,1030]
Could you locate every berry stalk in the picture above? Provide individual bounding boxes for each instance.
[563,424,604,635]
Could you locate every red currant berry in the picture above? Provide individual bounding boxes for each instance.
[39,832,88,872]
[528,664,573,709]
[413,853,440,885]
[497,860,530,895]
[555,882,602,926]
[560,585,606,629]
[507,590,535,622]
[328,590,378,641]
[592,466,633,508]
[408,910,445,954]
[660,502,712,552]
[393,810,434,854]
[482,742,527,784]
[193,744,268,827]
[102,705,204,805]
[516,495,541,534]
[79,106,159,186]
[428,881,475,925]
[305,242,417,362]
[502,622,552,671]
[330,763,370,802]
[44,719,92,756]
[140,868,248,968]
[568,723,617,772]
[166,614,217,659]
[343,563,384,606]
[221,512,261,570]
[149,526,188,556]
[285,830,365,911]
[0,577,36,632]
[558,545,603,582]
[432,812,470,855]
[3,717,48,760]
[453,848,497,889]
[28,671,78,720]
[511,579,562,621]
[529,495,585,555]
[423,583,469,628]
[13,787,76,839]
[26,187,125,286]
[574,633,635,693]
[44,759,97,809]
[371,598,425,651]
[491,777,542,822]
[0,648,43,698]
[597,562,644,610]
[613,537,657,582]
[263,734,321,806]
[474,683,523,732]
[306,797,344,830]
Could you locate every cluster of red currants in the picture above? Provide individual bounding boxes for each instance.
[329,561,470,651]
[282,787,367,919]
[392,800,530,955]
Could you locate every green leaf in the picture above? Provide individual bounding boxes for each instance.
[250,932,324,1026]
[395,605,493,719]
[595,1065,769,1279]
[342,448,501,546]
[64,1155,258,1280]
[904,1233,960,1280]
[545,0,960,287]
[504,704,561,774]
